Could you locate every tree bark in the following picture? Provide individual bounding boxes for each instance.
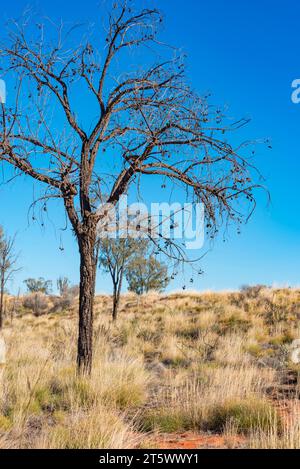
[112,267,123,322]
[112,284,120,322]
[112,283,118,322]
[77,227,97,375]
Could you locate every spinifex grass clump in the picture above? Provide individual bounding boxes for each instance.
[205,398,282,435]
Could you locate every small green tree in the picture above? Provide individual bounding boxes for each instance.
[99,238,148,321]
[24,277,52,294]
[126,255,169,295]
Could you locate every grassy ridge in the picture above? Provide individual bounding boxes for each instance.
[0,287,300,448]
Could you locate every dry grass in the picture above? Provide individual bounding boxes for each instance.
[1,287,300,448]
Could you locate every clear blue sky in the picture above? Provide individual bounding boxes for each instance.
[1,0,300,293]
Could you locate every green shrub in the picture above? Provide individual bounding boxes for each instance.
[139,408,193,433]
[206,399,281,435]
[102,384,146,410]
[217,315,251,334]
[246,344,274,358]
[34,383,69,413]
[269,332,294,346]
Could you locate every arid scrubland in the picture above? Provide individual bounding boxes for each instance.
[0,287,300,449]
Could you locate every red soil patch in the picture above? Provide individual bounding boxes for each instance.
[152,432,246,449]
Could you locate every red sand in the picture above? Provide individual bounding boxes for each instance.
[151,432,246,449]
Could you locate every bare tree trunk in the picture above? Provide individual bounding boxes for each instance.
[112,281,120,322]
[112,267,123,322]
[77,228,97,375]
[112,283,118,322]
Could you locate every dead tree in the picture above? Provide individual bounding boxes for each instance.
[0,1,262,373]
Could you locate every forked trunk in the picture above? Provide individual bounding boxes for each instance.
[77,229,97,375]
